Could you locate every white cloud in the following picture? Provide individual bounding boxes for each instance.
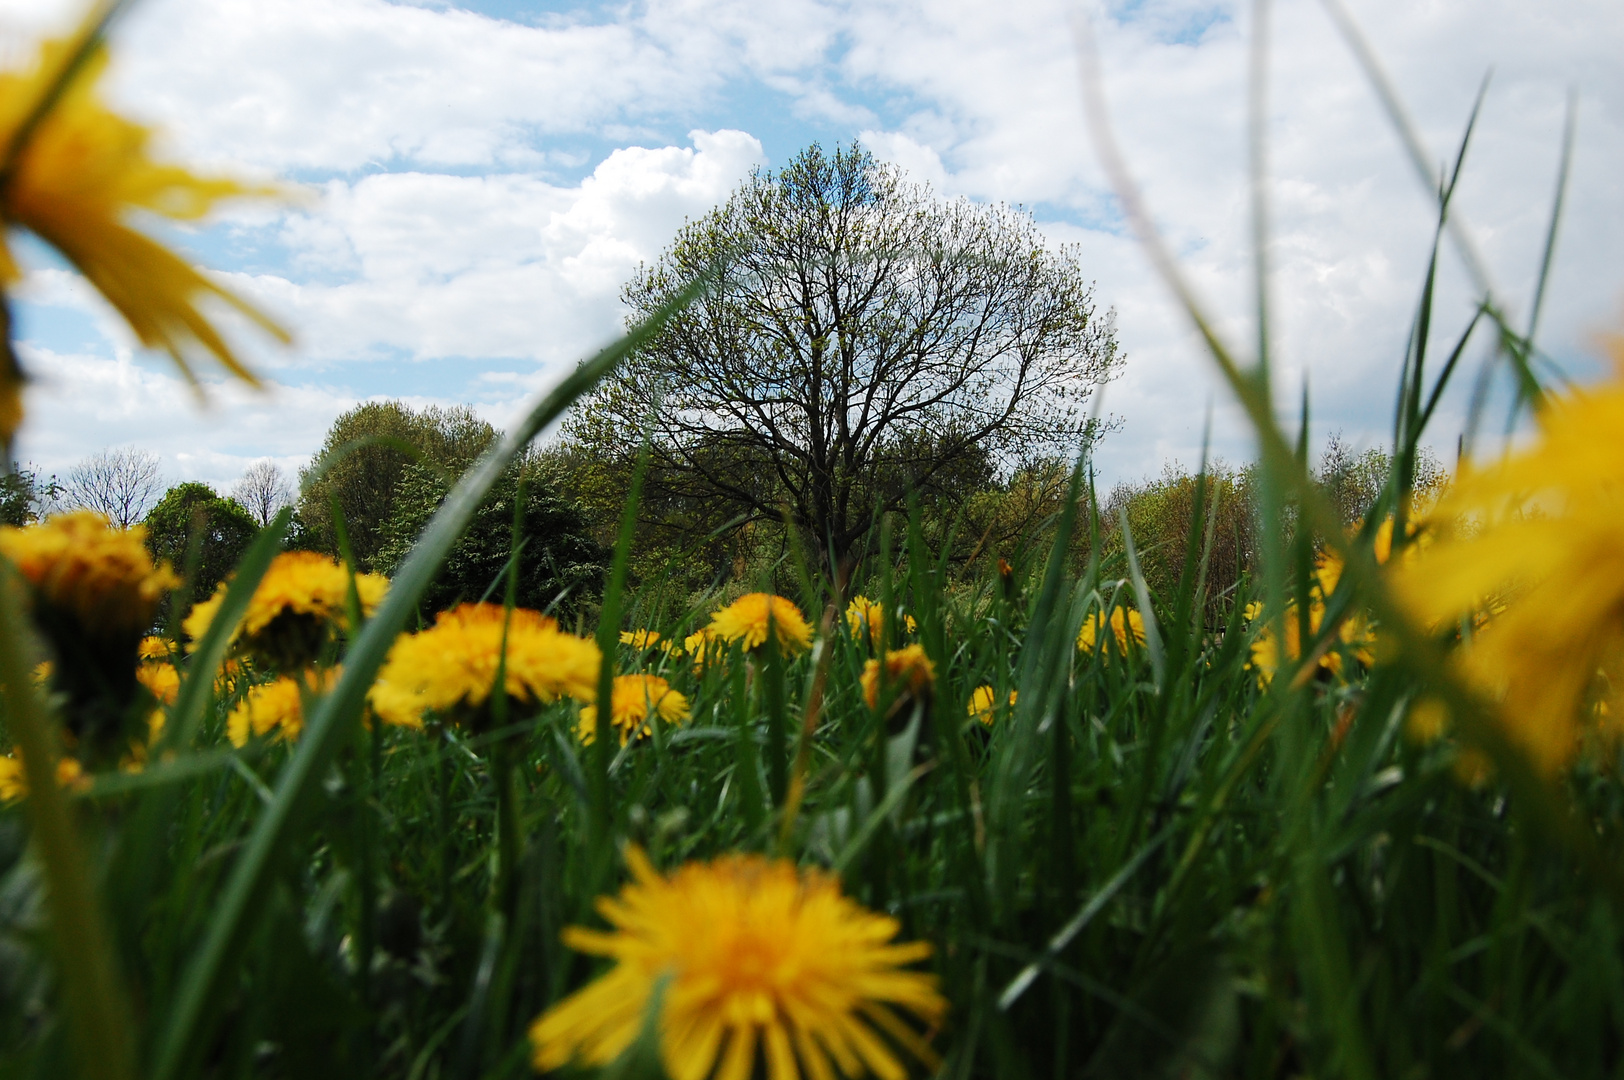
[0,0,1619,494]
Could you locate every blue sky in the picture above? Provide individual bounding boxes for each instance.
[1,0,1620,496]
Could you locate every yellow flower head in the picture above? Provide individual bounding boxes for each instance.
[530,846,946,1080]
[1244,555,1374,690]
[136,660,179,706]
[619,629,661,649]
[861,644,936,711]
[708,593,813,655]
[368,602,600,731]
[184,551,387,670]
[0,14,288,443]
[968,684,1017,727]
[578,674,690,746]
[1392,343,1624,773]
[1076,606,1145,656]
[0,752,85,803]
[0,510,178,636]
[844,596,915,648]
[138,635,172,661]
[226,667,337,748]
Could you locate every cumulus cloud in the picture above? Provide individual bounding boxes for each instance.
[0,0,1618,493]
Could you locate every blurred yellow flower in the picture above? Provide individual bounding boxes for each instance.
[620,628,661,649]
[226,667,337,748]
[1393,343,1624,773]
[683,626,724,672]
[1245,553,1374,689]
[136,660,179,706]
[0,751,86,802]
[0,13,288,443]
[709,592,813,655]
[1076,606,1145,656]
[368,602,599,731]
[968,684,1016,727]
[0,510,178,636]
[530,846,945,1080]
[138,635,172,662]
[577,674,689,745]
[862,644,936,711]
[844,596,917,647]
[184,551,386,670]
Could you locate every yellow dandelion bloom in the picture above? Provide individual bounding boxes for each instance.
[226,667,338,748]
[530,846,946,1080]
[136,661,179,706]
[967,685,1017,727]
[1076,606,1146,655]
[184,551,387,670]
[709,593,813,655]
[1391,343,1624,773]
[1244,553,1375,689]
[620,629,661,649]
[138,635,172,661]
[0,510,178,635]
[368,602,600,731]
[0,752,86,802]
[0,15,288,442]
[683,626,725,672]
[578,674,690,746]
[861,644,936,711]
[844,596,916,648]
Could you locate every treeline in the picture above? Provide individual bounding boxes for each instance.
[13,407,1443,626]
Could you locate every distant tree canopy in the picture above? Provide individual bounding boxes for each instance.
[375,457,605,616]
[143,482,260,606]
[565,141,1121,573]
[300,400,606,614]
[298,402,497,569]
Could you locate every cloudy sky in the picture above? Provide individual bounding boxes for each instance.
[0,0,1619,495]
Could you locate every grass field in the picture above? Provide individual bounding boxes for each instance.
[4,3,1624,1079]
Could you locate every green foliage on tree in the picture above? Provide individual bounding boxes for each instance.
[298,401,495,569]
[374,456,606,617]
[0,463,56,526]
[565,141,1121,574]
[142,481,260,603]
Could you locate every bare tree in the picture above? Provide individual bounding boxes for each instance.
[571,142,1121,571]
[232,459,293,527]
[63,447,163,527]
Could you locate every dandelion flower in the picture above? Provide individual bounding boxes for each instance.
[0,16,288,443]
[529,846,946,1080]
[709,593,813,655]
[0,510,178,635]
[184,551,387,670]
[620,629,661,649]
[845,596,915,648]
[226,667,337,748]
[0,511,179,758]
[1244,554,1374,689]
[578,674,689,746]
[967,685,1016,727]
[1392,342,1624,773]
[861,644,936,712]
[136,661,179,706]
[368,603,599,732]
[1076,606,1145,655]
[0,752,85,802]
[138,635,172,662]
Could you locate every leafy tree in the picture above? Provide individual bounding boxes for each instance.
[0,462,58,526]
[143,482,260,604]
[374,456,605,616]
[299,402,495,569]
[568,141,1121,573]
